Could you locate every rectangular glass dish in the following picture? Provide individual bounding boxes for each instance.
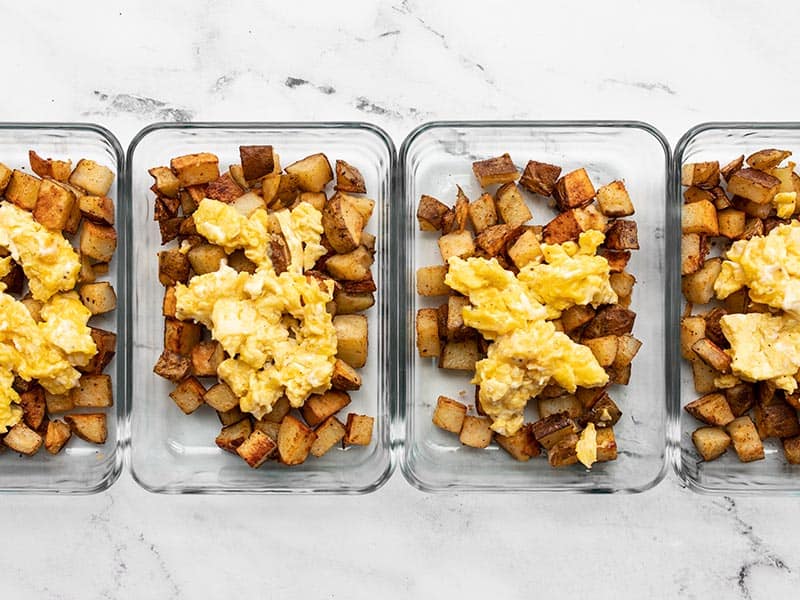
[399,121,670,492]
[0,123,126,494]
[127,122,395,493]
[672,122,800,494]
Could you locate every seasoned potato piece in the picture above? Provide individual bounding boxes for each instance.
[507,228,542,268]
[547,433,580,467]
[439,339,479,371]
[69,159,114,196]
[323,193,364,253]
[682,200,718,235]
[416,308,441,358]
[236,430,277,468]
[3,422,43,455]
[438,229,475,262]
[610,271,635,300]
[582,335,618,367]
[331,358,362,391]
[19,387,45,430]
[417,195,450,231]
[690,338,730,373]
[604,220,639,250]
[302,390,351,427]
[472,153,519,187]
[746,148,791,171]
[720,155,744,182]
[445,186,470,234]
[344,413,374,446]
[582,394,622,428]
[681,161,719,189]
[333,314,368,369]
[532,413,578,450]
[334,159,366,193]
[582,305,636,339]
[573,205,607,233]
[432,396,467,434]
[285,153,333,192]
[239,145,274,180]
[203,382,239,413]
[475,224,519,257]
[205,172,244,203]
[710,186,732,210]
[170,153,220,187]
[78,195,114,225]
[613,334,642,368]
[6,170,41,210]
[325,246,372,281]
[691,360,719,394]
[0,162,12,194]
[261,395,291,424]
[29,150,71,181]
[169,376,206,414]
[78,282,117,315]
[65,413,107,444]
[724,383,755,417]
[80,221,117,263]
[682,257,721,304]
[519,160,561,196]
[148,166,181,198]
[416,265,449,297]
[542,209,582,244]
[216,419,252,453]
[164,319,202,356]
[496,424,541,461]
[537,395,583,420]
[34,179,76,230]
[596,180,634,217]
[692,427,731,461]
[310,416,346,457]
[684,186,714,204]
[334,290,375,314]
[495,183,532,226]
[717,208,745,239]
[459,415,493,448]
[727,168,780,204]
[44,420,72,455]
[685,393,735,426]
[553,168,596,210]
[681,233,706,275]
[754,403,800,439]
[216,407,245,428]
[72,374,113,408]
[468,193,498,233]
[153,350,192,382]
[445,295,473,341]
[158,249,191,286]
[187,243,227,275]
[278,415,317,465]
[80,327,117,375]
[726,416,765,462]
[561,305,595,333]
[191,340,225,377]
[680,316,706,360]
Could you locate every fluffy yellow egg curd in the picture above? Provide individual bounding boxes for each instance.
[445,230,616,436]
[175,199,337,420]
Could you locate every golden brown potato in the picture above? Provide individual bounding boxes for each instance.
[79,282,117,315]
[604,220,639,250]
[325,246,373,281]
[65,413,107,444]
[532,413,578,450]
[519,160,561,196]
[432,396,467,434]
[717,208,745,239]
[726,416,764,462]
[285,153,333,192]
[80,327,117,375]
[69,159,114,196]
[690,338,731,373]
[0,162,12,194]
[80,221,117,263]
[682,257,722,305]
[333,314,368,368]
[302,390,351,427]
[278,415,317,465]
[553,167,596,210]
[416,308,441,358]
[205,172,244,203]
[169,376,206,414]
[583,394,622,428]
[310,416,346,458]
[692,427,731,461]
[467,193,498,233]
[537,395,583,420]
[19,387,45,430]
[239,145,274,181]
[331,358,362,391]
[682,200,718,235]
[203,382,239,413]
[153,349,192,382]
[720,155,744,182]
[29,150,71,182]
[681,161,719,189]
[596,180,634,217]
[158,249,191,286]
[72,374,113,408]
[191,340,225,377]
[170,153,220,187]
[496,424,541,461]
[44,420,72,455]
[438,229,475,262]
[148,166,181,198]
[417,194,450,231]
[323,192,364,253]
[681,233,706,276]
[727,168,780,204]
[439,339,479,371]
[753,403,800,439]
[459,415,493,448]
[334,159,366,193]
[472,153,519,187]
[507,228,541,268]
[164,318,203,356]
[344,413,374,446]
[78,195,114,225]
[746,148,791,170]
[495,183,532,226]
[547,433,579,467]
[6,170,41,210]
[236,430,277,468]
[542,209,582,244]
[33,179,76,230]
[582,335,618,367]
[582,305,636,339]
[216,419,252,453]
[3,422,43,455]
[187,243,227,275]
[685,393,735,426]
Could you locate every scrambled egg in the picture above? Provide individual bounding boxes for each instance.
[774,191,797,219]
[176,199,336,419]
[714,223,800,316]
[575,422,598,468]
[720,313,800,393]
[0,201,81,301]
[446,231,615,435]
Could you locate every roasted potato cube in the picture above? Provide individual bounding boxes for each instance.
[610,272,636,301]
[153,350,192,382]
[157,217,181,245]
[333,314,368,369]
[717,208,745,240]
[29,150,71,181]
[302,390,351,427]
[691,338,731,373]
[344,413,374,446]
[191,341,224,377]
[341,194,374,224]
[68,159,114,196]
[595,427,618,462]
[216,419,252,453]
[187,243,226,275]
[203,382,239,413]
[445,185,470,234]
[257,395,289,424]
[727,168,780,204]
[239,145,274,181]
[416,308,441,358]
[613,334,642,368]
[438,229,475,262]
[682,257,721,305]
[496,424,540,461]
[684,186,714,204]
[561,305,595,333]
[597,249,629,274]
[251,418,280,443]
[334,159,366,193]
[495,183,532,226]
[710,186,732,210]
[726,416,765,462]
[582,305,636,339]
[681,233,706,275]
[532,413,578,449]
[432,396,467,434]
[325,246,372,281]
[80,327,116,375]
[754,403,800,439]
[582,335,618,367]
[746,148,791,170]
[169,376,206,415]
[323,193,364,253]
[507,228,542,268]
[458,415,493,448]
[472,153,519,187]
[158,249,190,286]
[547,433,579,467]
[331,358,362,391]
[79,221,117,263]
[0,162,10,194]
[217,406,246,427]
[285,153,333,192]
[3,422,43,455]
[596,180,634,217]
[64,413,107,444]
[691,360,719,394]
[19,387,45,430]
[739,217,764,240]
[537,395,583,420]
[439,339,479,371]
[278,415,317,464]
[170,153,219,187]
[554,168,596,210]
[228,249,257,274]
[604,220,639,250]
[724,383,755,417]
[445,296,472,341]
[6,170,41,210]
[692,427,731,461]
[582,394,622,428]
[148,166,181,198]
[573,204,608,233]
[783,436,800,464]
[721,155,744,182]
[685,392,735,426]
[681,161,719,189]
[44,420,72,455]
[72,374,113,408]
[259,172,280,206]
[333,290,374,315]
[519,160,561,196]
[164,319,202,356]
[468,193,498,233]
[205,172,244,203]
[43,389,73,415]
[474,224,516,257]
[236,430,276,468]
[162,286,178,319]
[78,195,114,225]
[682,200,718,235]
[542,209,582,244]
[78,282,117,315]
[310,416,346,458]
[416,265,449,297]
[33,179,76,230]
[416,194,449,231]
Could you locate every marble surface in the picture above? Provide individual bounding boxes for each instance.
[1,1,799,598]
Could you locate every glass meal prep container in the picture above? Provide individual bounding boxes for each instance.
[127,122,396,494]
[671,122,800,494]
[398,121,670,493]
[0,123,126,494]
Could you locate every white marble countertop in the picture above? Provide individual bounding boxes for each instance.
[1,1,799,598]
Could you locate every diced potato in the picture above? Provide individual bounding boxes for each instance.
[6,170,41,210]
[542,210,582,244]
[153,350,192,382]
[334,159,366,193]
[29,150,71,181]
[72,374,113,408]
[438,229,475,262]
[158,249,191,286]
[323,193,364,253]
[596,180,634,217]
[416,265,449,297]
[3,422,43,455]
[680,316,705,361]
[334,290,374,314]
[333,314,368,369]
[444,186,470,234]
[519,160,561,196]
[561,305,595,333]
[537,394,583,420]
[572,204,607,233]
[164,319,202,356]
[459,415,493,448]
[416,308,441,358]
[720,155,744,181]
[724,383,755,417]
[727,168,780,204]
[582,335,618,367]
[684,186,714,204]
[507,228,542,268]
[217,406,246,427]
[148,166,181,197]
[44,420,72,455]
[342,194,374,224]
[532,413,578,449]
[185,243,225,276]
[64,413,107,444]
[325,246,373,281]
[285,153,333,192]
[681,258,722,305]
[595,427,618,462]
[439,339,479,371]
[80,221,117,263]
[717,208,745,239]
[753,403,800,439]
[472,153,519,187]
[609,271,636,300]
[216,419,252,453]
[331,358,362,391]
[78,195,114,225]
[261,395,291,424]
[547,433,579,467]
[681,233,706,275]
[302,390,351,427]
[0,162,12,194]
[239,145,274,180]
[613,334,642,368]
[475,223,518,257]
[692,427,731,461]
[69,159,114,196]
[33,179,76,230]
[170,153,220,187]
[417,194,450,231]
[278,415,317,464]
[746,148,791,170]
[496,424,541,461]
[344,413,374,446]
[554,168,596,210]
[604,220,639,250]
[783,436,800,465]
[203,382,239,413]
[191,340,224,377]
[310,416,346,458]
[205,172,244,203]
[169,376,206,414]
[582,394,622,428]
[236,430,277,468]
[495,183,532,226]
[726,416,765,462]
[690,338,731,373]
[467,193,497,233]
[432,396,467,434]
[681,161,719,189]
[582,305,636,339]
[80,327,116,375]
[685,393,735,426]
[682,200,718,235]
[710,186,732,210]
[78,282,117,315]
[19,387,45,430]
[297,191,326,212]
[691,360,719,394]
[228,249,257,274]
